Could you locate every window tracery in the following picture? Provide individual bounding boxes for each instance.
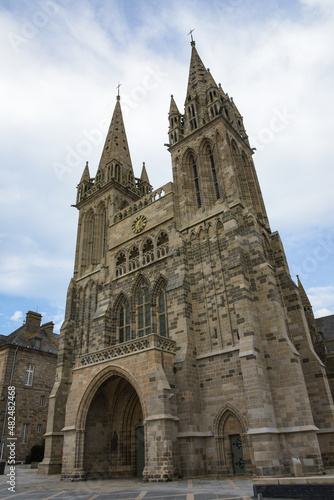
[118,300,130,343]
[129,246,140,271]
[116,252,126,276]
[137,283,151,337]
[158,285,167,338]
[143,239,154,265]
[157,232,169,258]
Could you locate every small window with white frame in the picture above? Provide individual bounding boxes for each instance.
[25,364,34,386]
[22,423,29,444]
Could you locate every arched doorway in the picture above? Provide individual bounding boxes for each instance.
[83,375,144,479]
[215,406,249,476]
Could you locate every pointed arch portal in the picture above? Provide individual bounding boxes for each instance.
[214,406,250,476]
[82,374,145,479]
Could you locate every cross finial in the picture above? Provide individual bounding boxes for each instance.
[116,82,121,99]
[188,28,195,43]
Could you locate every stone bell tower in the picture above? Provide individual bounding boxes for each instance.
[169,39,268,230]
[40,38,334,481]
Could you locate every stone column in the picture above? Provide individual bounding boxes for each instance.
[73,429,86,480]
[38,431,63,475]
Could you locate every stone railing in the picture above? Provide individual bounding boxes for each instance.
[81,179,138,202]
[79,333,176,367]
[112,185,170,225]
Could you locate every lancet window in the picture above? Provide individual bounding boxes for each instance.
[95,205,107,261]
[119,300,131,343]
[83,211,95,266]
[209,148,220,200]
[158,285,167,338]
[192,156,201,208]
[137,283,151,337]
[188,103,197,131]
[115,164,121,182]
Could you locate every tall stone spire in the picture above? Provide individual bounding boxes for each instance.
[97,96,135,187]
[186,40,218,100]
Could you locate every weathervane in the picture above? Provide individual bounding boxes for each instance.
[188,28,195,42]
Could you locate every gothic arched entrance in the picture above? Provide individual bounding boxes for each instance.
[82,374,144,479]
[214,406,250,476]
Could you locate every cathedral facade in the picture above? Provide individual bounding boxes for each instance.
[40,41,334,481]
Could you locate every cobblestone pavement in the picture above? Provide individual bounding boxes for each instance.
[0,466,258,500]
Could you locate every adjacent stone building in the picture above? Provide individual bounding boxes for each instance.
[40,40,334,481]
[316,314,334,398]
[0,311,59,462]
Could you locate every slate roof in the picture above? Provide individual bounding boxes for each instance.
[0,324,59,355]
[316,314,334,341]
[316,314,334,353]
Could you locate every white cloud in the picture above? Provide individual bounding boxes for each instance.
[315,308,333,318]
[0,0,333,332]
[10,311,23,322]
[308,286,334,317]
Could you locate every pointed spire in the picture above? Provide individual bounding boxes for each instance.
[297,275,312,309]
[169,95,180,116]
[186,43,218,100]
[97,96,134,178]
[79,161,90,184]
[140,162,150,184]
[168,95,184,146]
[137,162,152,196]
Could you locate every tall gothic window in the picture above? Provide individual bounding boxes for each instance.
[119,301,131,343]
[96,205,107,262]
[108,163,113,179]
[115,164,121,182]
[137,283,151,337]
[192,156,201,208]
[83,211,95,266]
[209,148,220,199]
[158,286,167,337]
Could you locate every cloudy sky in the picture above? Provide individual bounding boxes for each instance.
[1,0,333,335]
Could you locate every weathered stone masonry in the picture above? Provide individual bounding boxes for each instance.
[40,39,334,480]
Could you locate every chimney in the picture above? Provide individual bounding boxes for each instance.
[41,321,54,336]
[25,311,42,336]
